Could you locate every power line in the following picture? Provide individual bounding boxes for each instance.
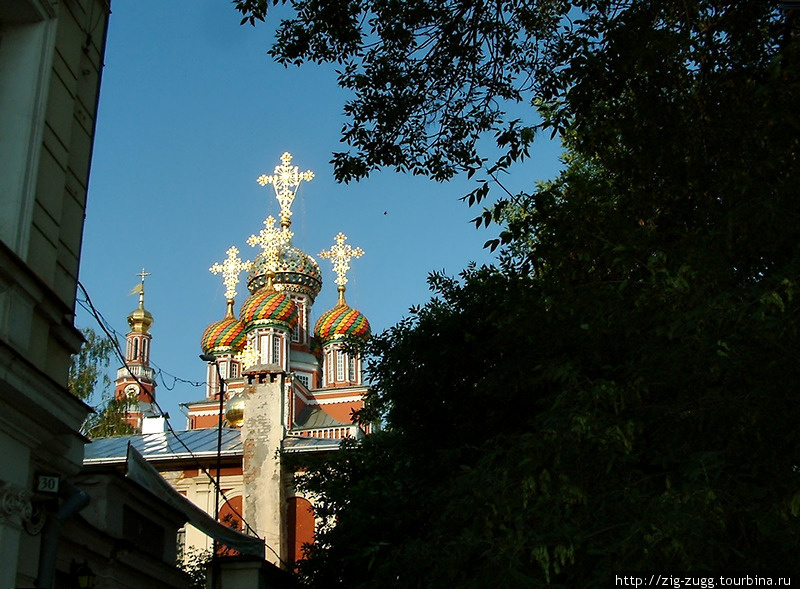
[77,281,256,532]
[75,281,289,565]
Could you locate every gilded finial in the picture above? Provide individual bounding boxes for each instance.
[256,152,314,229]
[127,268,153,332]
[210,246,251,301]
[320,233,364,304]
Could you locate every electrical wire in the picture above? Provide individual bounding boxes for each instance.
[76,280,289,565]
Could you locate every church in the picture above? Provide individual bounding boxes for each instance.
[84,152,373,568]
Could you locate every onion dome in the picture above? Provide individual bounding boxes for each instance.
[201,301,246,355]
[127,291,153,333]
[247,244,322,299]
[314,301,371,345]
[240,288,298,330]
[225,393,245,428]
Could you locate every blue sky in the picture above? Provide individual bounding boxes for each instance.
[77,0,563,424]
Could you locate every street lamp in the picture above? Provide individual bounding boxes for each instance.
[199,353,224,588]
[69,560,95,589]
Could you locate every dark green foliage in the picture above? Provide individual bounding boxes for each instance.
[236,0,800,585]
[69,328,134,438]
[178,547,212,589]
[295,258,800,586]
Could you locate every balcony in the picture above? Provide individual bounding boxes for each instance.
[116,364,155,381]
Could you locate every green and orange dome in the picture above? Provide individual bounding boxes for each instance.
[314,303,371,345]
[201,315,246,355]
[240,289,298,330]
[201,300,246,355]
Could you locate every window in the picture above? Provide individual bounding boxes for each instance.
[259,334,269,364]
[176,528,186,561]
[297,373,310,388]
[272,335,281,364]
[291,297,305,343]
[209,369,218,396]
[231,362,239,378]
[336,350,345,381]
[348,355,357,382]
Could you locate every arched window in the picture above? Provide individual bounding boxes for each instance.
[217,495,244,557]
[287,497,315,563]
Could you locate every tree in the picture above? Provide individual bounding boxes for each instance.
[235,2,796,211]
[235,0,800,585]
[178,547,212,589]
[69,328,134,438]
[293,151,800,584]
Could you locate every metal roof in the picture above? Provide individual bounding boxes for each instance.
[84,427,242,465]
[282,435,343,453]
[294,406,350,430]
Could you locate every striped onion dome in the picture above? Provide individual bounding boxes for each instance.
[240,289,298,330]
[314,302,371,345]
[201,301,246,355]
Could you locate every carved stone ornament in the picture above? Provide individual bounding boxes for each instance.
[0,482,33,524]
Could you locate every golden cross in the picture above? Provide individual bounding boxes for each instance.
[128,268,150,297]
[210,246,251,301]
[256,152,314,228]
[319,232,364,288]
[137,268,150,285]
[246,216,292,274]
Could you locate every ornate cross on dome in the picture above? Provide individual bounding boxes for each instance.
[128,267,150,298]
[256,152,314,229]
[319,232,364,288]
[246,215,293,274]
[210,246,251,301]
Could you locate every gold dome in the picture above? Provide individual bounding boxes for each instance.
[127,292,153,333]
[225,393,245,428]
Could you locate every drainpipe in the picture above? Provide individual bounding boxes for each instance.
[35,480,90,589]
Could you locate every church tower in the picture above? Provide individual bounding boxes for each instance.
[201,246,249,398]
[114,269,158,431]
[91,152,376,568]
[315,233,370,388]
[183,152,374,565]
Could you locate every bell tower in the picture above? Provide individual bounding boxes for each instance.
[114,269,158,431]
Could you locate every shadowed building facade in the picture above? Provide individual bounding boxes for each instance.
[0,0,110,586]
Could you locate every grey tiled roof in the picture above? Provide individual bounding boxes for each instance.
[293,406,350,430]
[84,427,242,464]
